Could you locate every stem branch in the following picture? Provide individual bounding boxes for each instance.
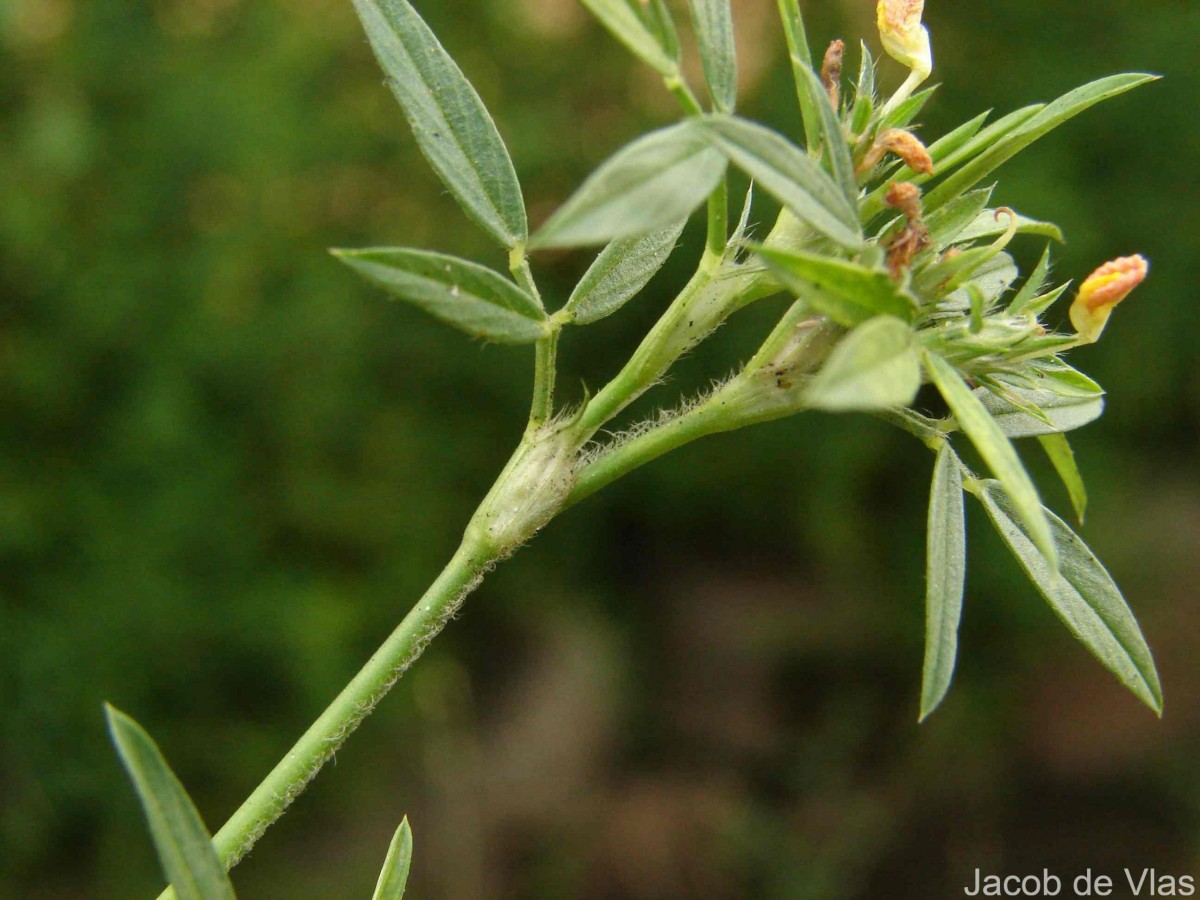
[569,403,728,508]
[156,542,490,899]
[578,269,712,432]
[160,205,800,897]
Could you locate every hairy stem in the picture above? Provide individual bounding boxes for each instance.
[570,314,839,509]
[509,251,558,427]
[156,541,490,899]
[569,402,730,507]
[577,268,714,432]
[164,210,794,895]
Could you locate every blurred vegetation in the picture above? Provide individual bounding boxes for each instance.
[1,0,1197,897]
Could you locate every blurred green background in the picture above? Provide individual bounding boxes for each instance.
[2,0,1197,896]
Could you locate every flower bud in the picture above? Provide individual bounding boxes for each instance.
[876,0,933,81]
[884,182,930,278]
[1069,254,1148,344]
[885,181,922,219]
[821,39,845,109]
[857,128,934,175]
[881,129,933,174]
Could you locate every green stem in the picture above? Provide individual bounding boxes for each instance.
[568,402,729,508]
[570,316,839,510]
[155,542,490,899]
[509,248,542,305]
[509,251,558,427]
[578,268,713,432]
[529,331,559,427]
[664,74,704,116]
[165,212,790,895]
[704,178,729,267]
[873,408,948,449]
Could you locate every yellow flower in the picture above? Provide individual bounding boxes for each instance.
[1069,254,1149,344]
[876,0,933,81]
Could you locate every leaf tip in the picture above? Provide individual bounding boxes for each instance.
[104,702,131,733]
[917,691,948,724]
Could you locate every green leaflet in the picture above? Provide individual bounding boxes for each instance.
[913,246,993,297]
[954,252,1020,305]
[1006,244,1053,315]
[1039,432,1089,523]
[333,248,548,343]
[106,706,236,900]
[855,41,875,99]
[1018,282,1073,319]
[953,209,1065,245]
[753,245,916,325]
[701,115,862,249]
[351,0,527,249]
[563,220,686,324]
[967,284,987,334]
[1028,358,1104,397]
[924,74,1158,212]
[775,0,818,153]
[640,0,681,67]
[532,121,726,249]
[864,110,993,223]
[977,480,1162,715]
[923,110,992,165]
[850,93,874,138]
[796,66,858,207]
[925,187,995,249]
[730,181,755,245]
[980,376,1054,428]
[922,351,1057,566]
[580,0,679,75]
[854,40,876,109]
[933,105,1044,174]
[920,443,967,722]
[688,0,737,113]
[371,818,414,900]
[976,380,1105,438]
[881,85,938,130]
[918,250,1018,304]
[804,316,920,411]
